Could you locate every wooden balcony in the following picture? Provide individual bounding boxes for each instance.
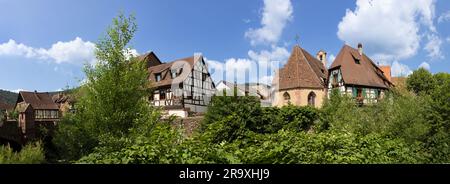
[151,98,184,108]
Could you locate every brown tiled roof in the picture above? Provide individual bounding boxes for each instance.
[137,52,163,68]
[146,56,198,88]
[276,45,327,90]
[330,45,392,89]
[52,93,76,104]
[16,91,59,110]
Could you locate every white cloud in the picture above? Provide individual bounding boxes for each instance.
[0,39,40,58]
[0,37,96,65]
[446,37,450,43]
[337,0,437,63]
[248,46,290,63]
[6,89,26,93]
[206,46,289,84]
[245,0,293,45]
[206,0,294,85]
[391,61,413,77]
[418,62,430,70]
[243,19,251,24]
[124,48,139,60]
[424,34,444,59]
[438,10,450,23]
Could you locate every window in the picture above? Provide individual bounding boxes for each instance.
[160,90,166,100]
[308,92,316,107]
[355,58,360,64]
[283,92,290,101]
[171,70,177,79]
[332,73,339,85]
[202,73,207,81]
[35,110,58,119]
[155,73,161,82]
[357,88,362,98]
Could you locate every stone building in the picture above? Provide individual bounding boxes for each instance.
[272,45,328,108]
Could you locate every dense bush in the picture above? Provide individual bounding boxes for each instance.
[0,142,45,164]
[44,13,449,164]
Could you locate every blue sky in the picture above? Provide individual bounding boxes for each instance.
[0,0,449,92]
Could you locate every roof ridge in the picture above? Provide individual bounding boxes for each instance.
[299,48,324,86]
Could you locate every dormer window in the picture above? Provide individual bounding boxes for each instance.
[155,73,161,82]
[171,69,177,79]
[355,58,360,64]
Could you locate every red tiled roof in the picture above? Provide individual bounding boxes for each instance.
[276,45,327,90]
[330,45,392,88]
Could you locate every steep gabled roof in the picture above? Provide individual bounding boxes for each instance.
[146,55,199,88]
[330,45,392,88]
[276,45,327,90]
[16,102,32,113]
[137,51,163,68]
[52,93,76,104]
[16,91,59,110]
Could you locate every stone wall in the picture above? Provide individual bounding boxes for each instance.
[171,116,203,137]
[272,88,326,108]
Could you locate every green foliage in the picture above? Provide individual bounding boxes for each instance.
[7,110,19,120]
[53,13,158,161]
[279,104,318,132]
[79,12,149,137]
[202,95,262,130]
[48,12,449,165]
[407,68,436,95]
[0,142,45,164]
[231,131,425,164]
[0,89,18,105]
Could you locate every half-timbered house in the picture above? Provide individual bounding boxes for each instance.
[139,52,215,117]
[328,43,393,105]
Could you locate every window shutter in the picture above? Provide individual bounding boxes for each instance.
[352,87,357,97]
[362,88,366,98]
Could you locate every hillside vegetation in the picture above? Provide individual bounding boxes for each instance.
[0,89,18,105]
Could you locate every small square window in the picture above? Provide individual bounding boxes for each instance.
[155,73,161,82]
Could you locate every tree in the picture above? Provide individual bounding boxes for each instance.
[406,68,436,95]
[53,13,157,161]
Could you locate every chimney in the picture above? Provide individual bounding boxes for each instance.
[316,50,327,68]
[357,43,363,55]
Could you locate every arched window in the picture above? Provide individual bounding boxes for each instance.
[308,92,316,107]
[283,92,290,101]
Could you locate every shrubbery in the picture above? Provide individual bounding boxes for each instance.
[0,142,45,164]
[44,14,449,164]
